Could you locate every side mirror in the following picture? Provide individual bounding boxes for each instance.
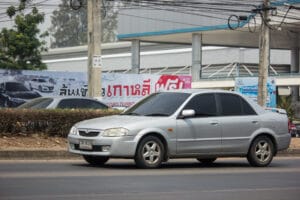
[180,109,195,118]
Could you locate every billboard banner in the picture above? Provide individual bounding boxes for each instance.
[102,74,191,107]
[235,77,276,107]
[0,69,191,108]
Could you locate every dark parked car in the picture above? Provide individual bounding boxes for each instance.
[294,122,300,137]
[288,120,298,137]
[18,96,109,110]
[0,81,41,107]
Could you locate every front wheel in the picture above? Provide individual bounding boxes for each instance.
[135,136,164,169]
[83,155,109,166]
[247,136,274,167]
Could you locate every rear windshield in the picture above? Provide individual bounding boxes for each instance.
[18,98,53,109]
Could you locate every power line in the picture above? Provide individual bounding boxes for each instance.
[0,0,299,35]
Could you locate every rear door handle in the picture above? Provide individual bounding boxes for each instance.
[252,120,259,124]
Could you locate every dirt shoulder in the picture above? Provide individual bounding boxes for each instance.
[0,135,300,150]
[0,135,67,150]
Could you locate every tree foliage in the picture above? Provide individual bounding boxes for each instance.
[277,95,295,120]
[0,0,48,70]
[49,0,118,48]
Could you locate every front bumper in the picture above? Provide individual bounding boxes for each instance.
[68,134,137,158]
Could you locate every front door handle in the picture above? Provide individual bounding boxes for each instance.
[210,121,219,126]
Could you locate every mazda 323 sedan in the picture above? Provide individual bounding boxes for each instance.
[68,90,291,168]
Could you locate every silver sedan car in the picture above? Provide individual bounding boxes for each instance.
[18,96,108,109]
[68,90,291,168]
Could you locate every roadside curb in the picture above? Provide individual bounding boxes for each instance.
[0,150,80,160]
[0,149,300,160]
[277,149,300,156]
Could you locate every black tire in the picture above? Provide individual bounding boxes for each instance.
[247,136,274,167]
[38,85,42,92]
[135,136,164,169]
[197,158,217,164]
[83,155,109,166]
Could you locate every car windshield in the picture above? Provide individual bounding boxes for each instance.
[18,98,54,109]
[6,82,29,92]
[123,92,191,117]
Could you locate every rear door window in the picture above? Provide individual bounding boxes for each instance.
[241,98,257,115]
[217,93,257,116]
[57,99,79,109]
[218,93,242,116]
[76,99,108,109]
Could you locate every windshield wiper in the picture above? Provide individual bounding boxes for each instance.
[145,113,169,117]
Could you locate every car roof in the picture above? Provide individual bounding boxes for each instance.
[36,96,103,101]
[160,89,237,95]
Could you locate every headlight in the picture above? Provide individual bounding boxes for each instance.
[69,126,78,135]
[101,128,129,137]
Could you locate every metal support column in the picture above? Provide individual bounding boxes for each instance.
[291,48,300,102]
[192,33,202,81]
[131,39,140,74]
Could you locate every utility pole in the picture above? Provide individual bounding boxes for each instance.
[87,0,102,97]
[257,0,270,107]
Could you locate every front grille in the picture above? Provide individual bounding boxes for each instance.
[79,130,100,137]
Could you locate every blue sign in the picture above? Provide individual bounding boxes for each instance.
[235,77,276,107]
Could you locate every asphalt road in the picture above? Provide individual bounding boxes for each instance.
[0,157,300,200]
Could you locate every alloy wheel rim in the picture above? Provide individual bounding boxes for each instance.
[255,140,271,163]
[142,141,161,165]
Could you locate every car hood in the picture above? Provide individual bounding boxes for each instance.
[6,91,41,99]
[75,115,168,130]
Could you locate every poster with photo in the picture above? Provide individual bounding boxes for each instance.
[0,69,191,108]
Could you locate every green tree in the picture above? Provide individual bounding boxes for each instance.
[49,0,118,48]
[0,0,48,70]
[277,95,295,120]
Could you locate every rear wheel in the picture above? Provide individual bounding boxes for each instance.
[83,155,109,166]
[135,136,164,169]
[247,136,274,167]
[196,158,217,164]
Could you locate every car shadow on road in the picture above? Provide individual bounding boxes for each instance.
[71,158,288,170]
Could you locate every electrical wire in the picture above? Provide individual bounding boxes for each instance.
[0,0,298,35]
